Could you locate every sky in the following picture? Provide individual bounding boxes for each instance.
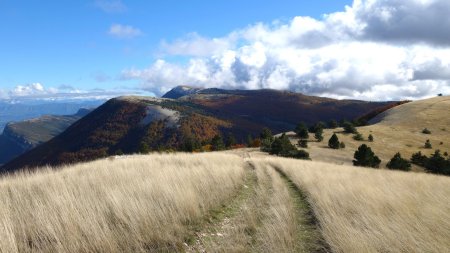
[0,0,449,101]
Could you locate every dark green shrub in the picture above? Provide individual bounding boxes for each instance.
[182,136,201,152]
[295,122,309,139]
[353,144,381,168]
[340,142,346,149]
[368,134,374,142]
[422,128,431,134]
[328,120,339,129]
[387,153,411,171]
[353,133,364,141]
[328,133,340,149]
[287,149,310,160]
[309,122,326,133]
[260,138,272,152]
[270,134,295,156]
[343,121,357,134]
[314,128,324,142]
[411,151,427,166]
[425,150,450,175]
[139,143,150,154]
[211,135,225,151]
[260,128,273,141]
[298,139,308,148]
[425,140,432,149]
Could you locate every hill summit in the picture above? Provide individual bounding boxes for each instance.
[162,85,203,99]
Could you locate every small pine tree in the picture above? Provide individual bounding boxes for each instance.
[260,128,273,141]
[309,122,326,133]
[426,150,450,175]
[211,135,225,151]
[260,128,273,152]
[340,142,346,149]
[368,134,374,142]
[387,152,411,171]
[314,128,324,142]
[411,151,427,166]
[182,136,201,152]
[298,139,308,148]
[353,144,381,168]
[328,133,340,149]
[295,122,309,139]
[343,121,357,134]
[270,134,296,156]
[425,139,432,149]
[328,120,339,129]
[353,133,364,141]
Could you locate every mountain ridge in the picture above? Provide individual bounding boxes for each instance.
[0,108,93,165]
[2,88,397,172]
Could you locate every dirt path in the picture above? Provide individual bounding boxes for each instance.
[184,152,327,252]
[272,165,329,253]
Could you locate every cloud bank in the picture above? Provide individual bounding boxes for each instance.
[122,0,450,100]
[0,83,144,102]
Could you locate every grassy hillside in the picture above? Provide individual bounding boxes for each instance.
[270,157,450,253]
[0,151,448,252]
[301,96,450,169]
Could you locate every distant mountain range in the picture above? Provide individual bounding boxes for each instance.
[1,87,398,172]
[0,100,103,132]
[0,108,93,166]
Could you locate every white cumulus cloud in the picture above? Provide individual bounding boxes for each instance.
[122,0,450,100]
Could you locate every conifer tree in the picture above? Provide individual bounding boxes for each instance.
[328,133,340,149]
[353,144,381,168]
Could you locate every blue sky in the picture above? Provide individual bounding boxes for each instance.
[1,0,449,101]
[0,0,350,90]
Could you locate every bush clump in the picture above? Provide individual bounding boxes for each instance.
[343,121,357,134]
[295,122,309,139]
[353,144,381,168]
[387,153,411,171]
[261,132,310,160]
[411,150,450,176]
[298,139,308,148]
[353,133,364,141]
[422,128,431,134]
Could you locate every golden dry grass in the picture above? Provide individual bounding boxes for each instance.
[1,149,449,252]
[0,153,245,252]
[270,157,450,253]
[295,96,450,169]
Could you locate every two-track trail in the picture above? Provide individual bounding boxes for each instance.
[185,151,327,252]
